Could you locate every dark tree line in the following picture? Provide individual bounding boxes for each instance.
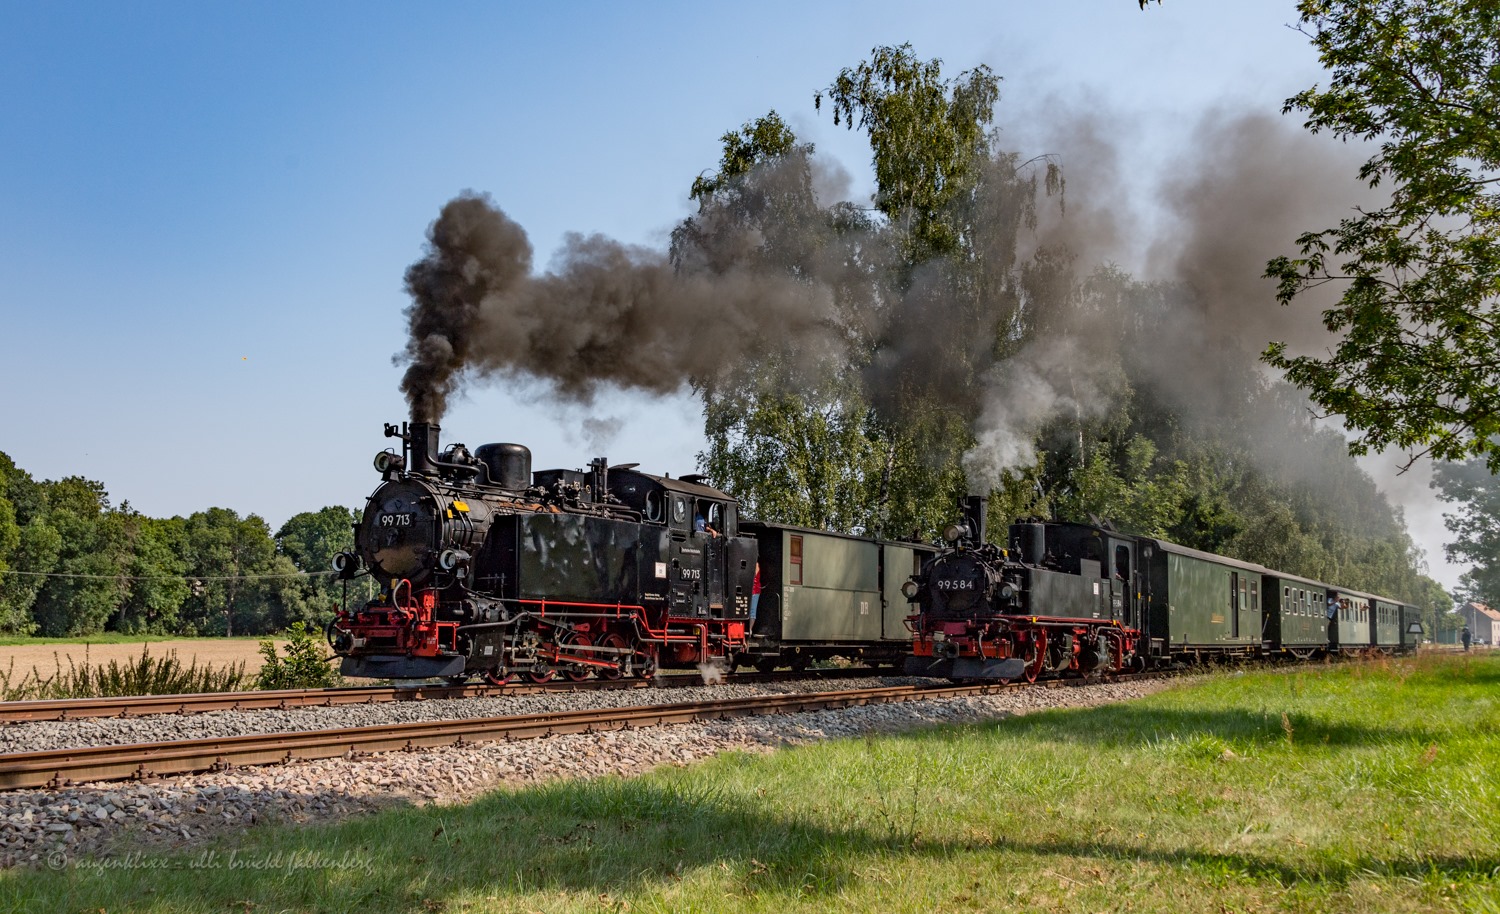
[0,451,371,637]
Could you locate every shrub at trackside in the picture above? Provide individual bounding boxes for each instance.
[255,622,340,690]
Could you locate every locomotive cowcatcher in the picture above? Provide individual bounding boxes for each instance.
[903,497,1142,681]
[329,422,755,682]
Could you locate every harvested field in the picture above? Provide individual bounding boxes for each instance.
[0,639,287,679]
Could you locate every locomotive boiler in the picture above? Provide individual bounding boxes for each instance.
[329,422,755,682]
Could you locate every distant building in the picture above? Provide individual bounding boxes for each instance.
[1458,602,1500,646]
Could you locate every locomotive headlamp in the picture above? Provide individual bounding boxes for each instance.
[438,548,471,571]
[942,523,969,544]
[901,579,919,599]
[999,583,1015,600]
[374,451,401,475]
[331,552,360,579]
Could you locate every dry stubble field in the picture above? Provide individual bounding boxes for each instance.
[0,639,287,679]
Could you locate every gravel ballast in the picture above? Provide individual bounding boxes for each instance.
[0,677,1171,869]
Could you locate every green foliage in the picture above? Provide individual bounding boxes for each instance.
[29,477,131,636]
[0,645,247,700]
[178,508,309,637]
[681,47,1448,609]
[688,110,800,203]
[0,449,348,638]
[1433,459,1500,608]
[276,505,371,624]
[1264,0,1500,469]
[255,621,339,690]
[817,43,1006,262]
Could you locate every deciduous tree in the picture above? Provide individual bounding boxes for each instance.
[1265,0,1500,469]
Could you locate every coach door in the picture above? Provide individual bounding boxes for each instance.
[1230,572,1241,640]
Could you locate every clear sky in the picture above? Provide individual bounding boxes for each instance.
[0,1,1465,587]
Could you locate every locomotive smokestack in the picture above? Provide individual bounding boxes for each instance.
[961,495,988,545]
[409,422,441,476]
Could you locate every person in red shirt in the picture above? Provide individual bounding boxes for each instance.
[750,563,762,631]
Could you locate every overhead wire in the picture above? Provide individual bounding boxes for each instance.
[0,570,337,581]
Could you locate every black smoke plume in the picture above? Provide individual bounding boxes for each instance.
[400,194,531,423]
[398,183,841,422]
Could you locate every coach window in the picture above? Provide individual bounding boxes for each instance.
[789,535,804,586]
[1284,586,1291,612]
[1250,581,1259,612]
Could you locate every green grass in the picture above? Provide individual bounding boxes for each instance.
[2,653,1496,913]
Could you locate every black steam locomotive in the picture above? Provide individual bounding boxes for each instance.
[330,422,756,682]
[903,497,1141,681]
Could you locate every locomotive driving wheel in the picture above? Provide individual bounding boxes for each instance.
[481,667,515,687]
[527,664,556,683]
[561,633,594,682]
[597,632,629,680]
[1022,629,1048,683]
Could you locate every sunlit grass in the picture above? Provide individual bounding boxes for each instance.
[2,652,1495,912]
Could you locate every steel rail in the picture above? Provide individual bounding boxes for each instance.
[0,680,1073,790]
[0,667,890,723]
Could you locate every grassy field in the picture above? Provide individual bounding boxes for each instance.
[2,653,1496,913]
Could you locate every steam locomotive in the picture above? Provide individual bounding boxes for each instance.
[329,422,930,682]
[903,497,1142,681]
[903,497,1423,681]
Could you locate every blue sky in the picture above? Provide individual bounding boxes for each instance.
[0,2,1463,586]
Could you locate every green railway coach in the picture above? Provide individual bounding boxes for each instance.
[1262,572,1330,657]
[1139,538,1266,660]
[739,522,934,671]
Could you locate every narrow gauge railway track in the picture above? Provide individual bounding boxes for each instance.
[0,678,1121,791]
[0,667,890,723]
